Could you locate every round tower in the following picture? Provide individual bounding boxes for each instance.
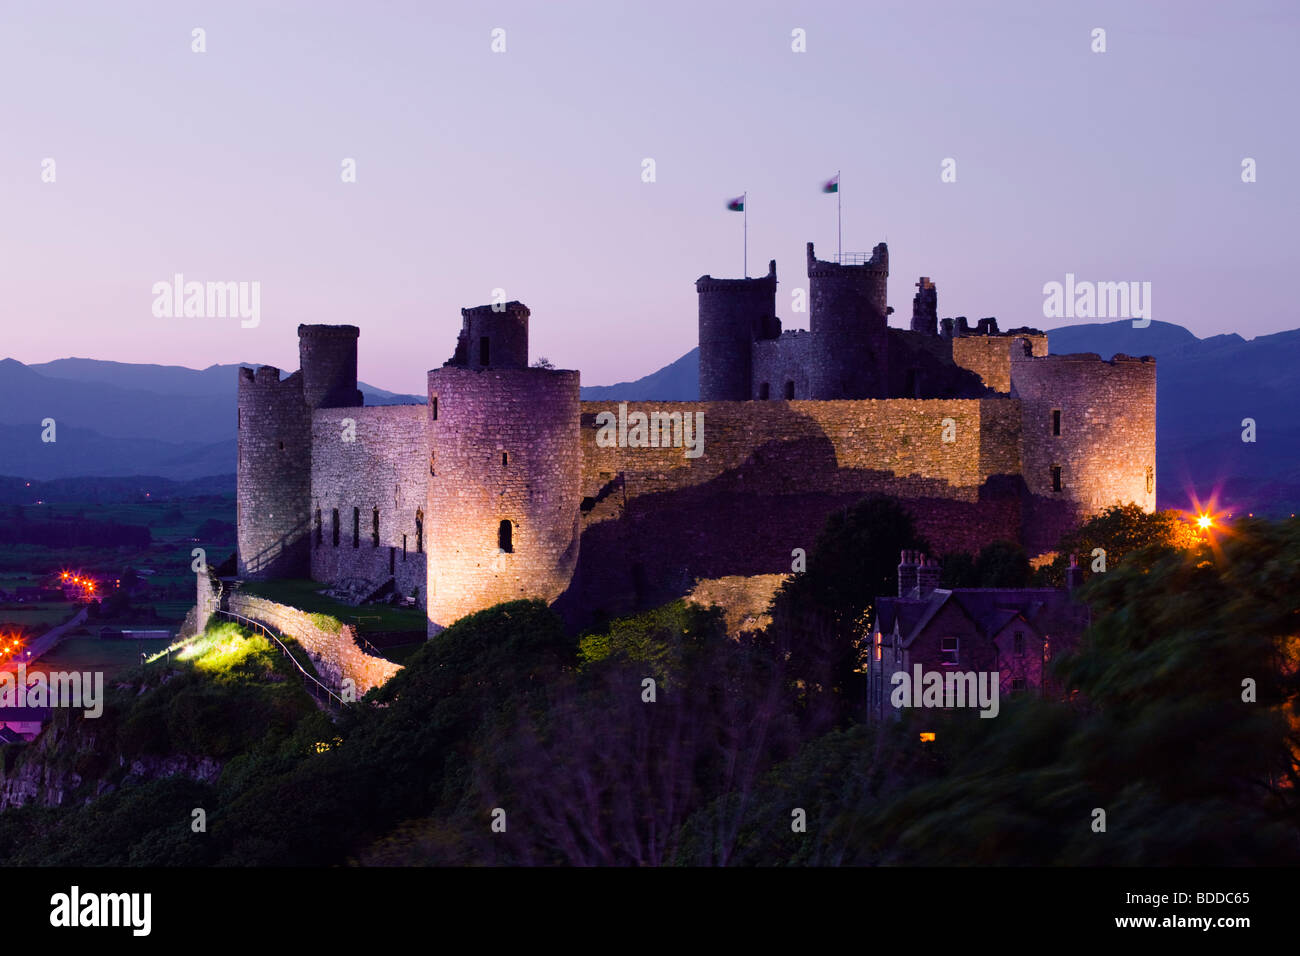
[236,365,312,579]
[298,324,363,409]
[696,260,777,401]
[426,303,581,633]
[1010,347,1157,550]
[807,241,889,398]
[455,302,530,370]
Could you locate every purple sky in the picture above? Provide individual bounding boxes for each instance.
[3,0,1297,394]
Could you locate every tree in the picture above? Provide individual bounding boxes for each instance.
[1036,504,1195,586]
[766,495,930,732]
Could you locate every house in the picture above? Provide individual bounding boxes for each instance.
[867,550,1088,722]
[0,706,52,741]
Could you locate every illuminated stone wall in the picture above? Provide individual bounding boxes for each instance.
[309,404,429,606]
[426,365,582,632]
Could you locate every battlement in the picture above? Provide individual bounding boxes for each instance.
[239,365,305,390]
[806,241,888,276]
[695,260,778,293]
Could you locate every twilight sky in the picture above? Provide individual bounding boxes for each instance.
[2,0,1297,394]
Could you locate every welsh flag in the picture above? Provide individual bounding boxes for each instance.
[726,195,745,211]
[822,174,839,193]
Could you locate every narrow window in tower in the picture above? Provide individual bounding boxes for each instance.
[279,440,285,451]
[332,509,340,547]
[431,396,438,421]
[315,508,322,547]
[784,381,795,400]
[402,534,407,560]
[480,336,490,366]
[416,509,424,553]
[352,507,360,548]
[1051,465,1062,492]
[372,507,380,547]
[758,382,770,400]
[502,451,508,468]
[1145,465,1153,495]
[1052,409,1062,436]
[498,519,513,553]
[389,547,395,576]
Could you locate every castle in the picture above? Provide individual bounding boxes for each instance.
[235,241,1155,636]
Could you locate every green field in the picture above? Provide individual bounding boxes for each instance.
[0,602,79,629]
[27,636,172,680]
[0,493,235,627]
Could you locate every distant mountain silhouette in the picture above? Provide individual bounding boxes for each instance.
[4,321,1298,516]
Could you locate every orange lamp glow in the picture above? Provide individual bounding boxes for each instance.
[919,732,936,742]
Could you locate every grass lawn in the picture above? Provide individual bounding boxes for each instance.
[236,579,427,635]
[28,637,172,680]
[0,602,79,629]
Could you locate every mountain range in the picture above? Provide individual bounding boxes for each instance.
[2,319,1296,514]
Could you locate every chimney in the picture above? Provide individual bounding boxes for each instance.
[1065,553,1083,593]
[898,549,919,597]
[917,555,941,597]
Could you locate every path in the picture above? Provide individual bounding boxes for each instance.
[0,606,89,673]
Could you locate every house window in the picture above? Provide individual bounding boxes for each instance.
[1051,465,1062,492]
[1051,409,1061,436]
[1014,631,1025,657]
[757,382,770,400]
[315,508,322,547]
[332,509,340,547]
[940,637,959,666]
[372,507,380,547]
[498,519,513,553]
[783,381,795,400]
[352,507,360,548]
[1012,677,1027,693]
[415,509,424,553]
[1146,465,1153,495]
[479,336,490,366]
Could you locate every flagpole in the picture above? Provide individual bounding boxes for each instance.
[837,170,841,262]
[743,191,748,277]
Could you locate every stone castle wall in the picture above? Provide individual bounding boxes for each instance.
[309,404,429,605]
[426,366,582,631]
[951,332,1048,393]
[224,592,402,697]
[236,367,312,579]
[1012,350,1157,522]
[560,397,1048,625]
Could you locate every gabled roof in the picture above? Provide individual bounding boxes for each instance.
[875,587,1085,648]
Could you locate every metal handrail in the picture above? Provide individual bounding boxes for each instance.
[215,609,345,709]
[833,252,877,265]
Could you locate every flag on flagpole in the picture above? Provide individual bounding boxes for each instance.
[726,195,745,211]
[821,174,839,193]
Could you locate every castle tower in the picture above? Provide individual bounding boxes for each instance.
[911,277,938,335]
[426,302,581,633]
[1010,345,1156,551]
[450,301,530,370]
[807,241,889,399]
[299,324,364,409]
[236,365,312,578]
[696,260,777,401]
